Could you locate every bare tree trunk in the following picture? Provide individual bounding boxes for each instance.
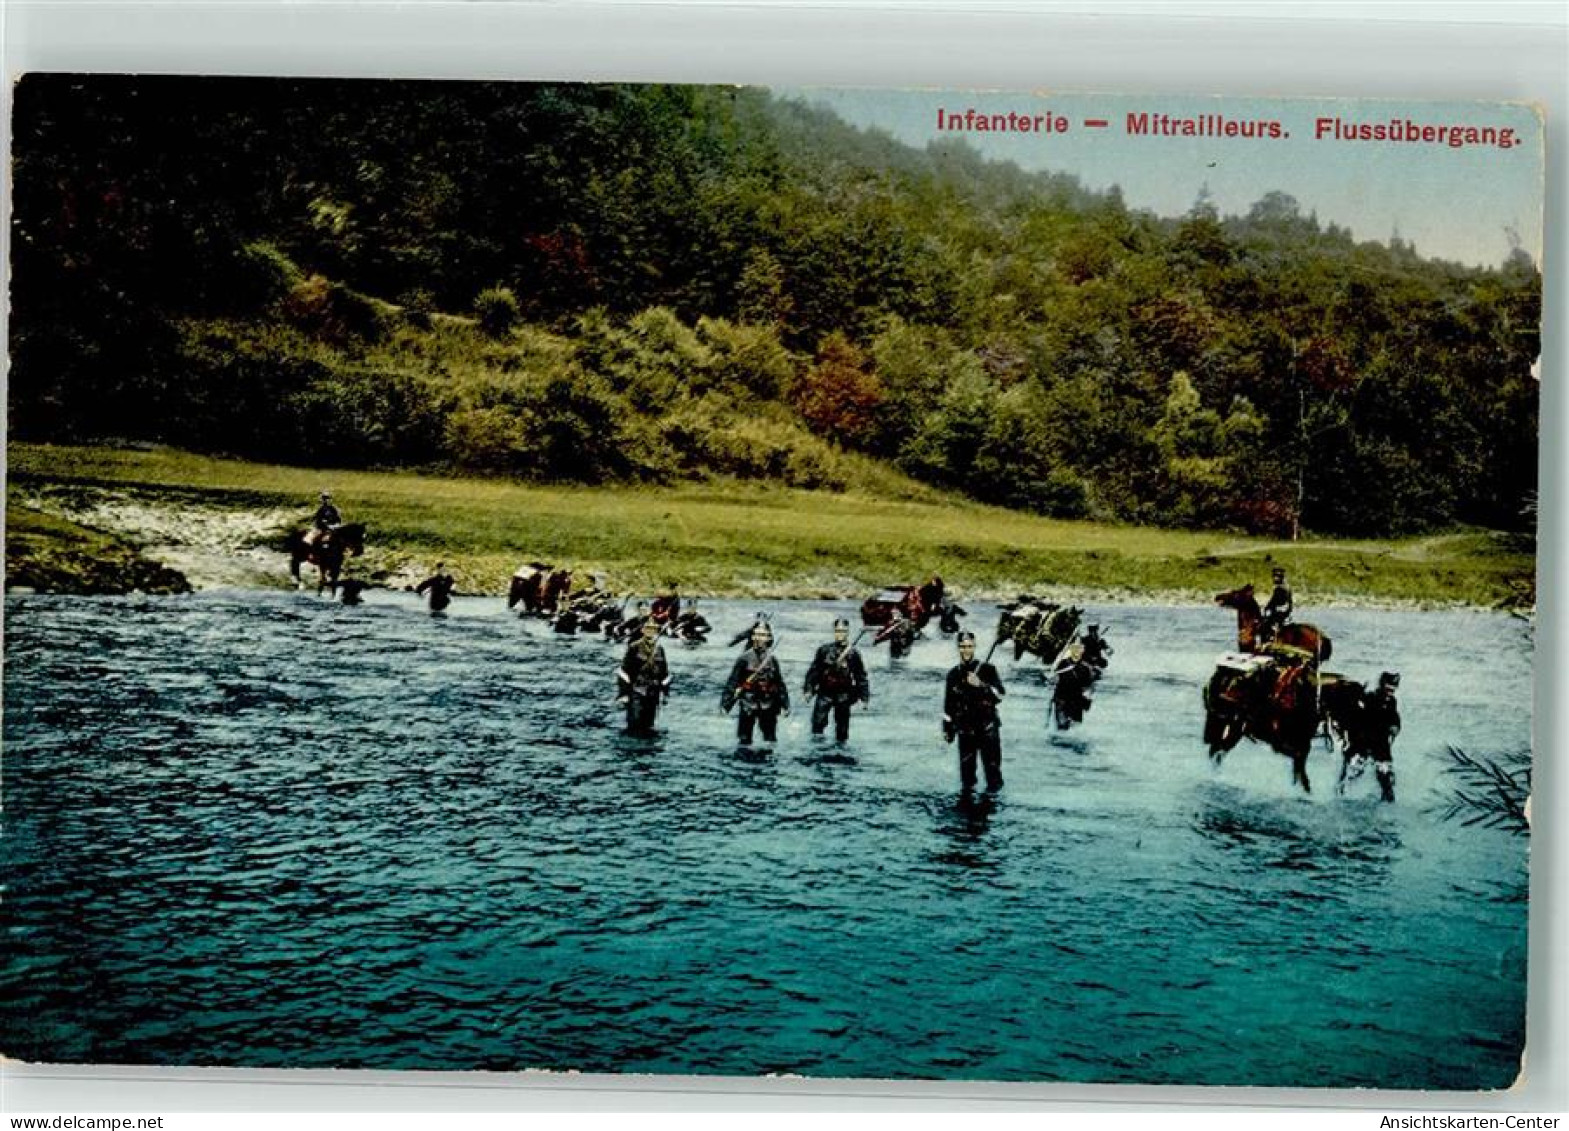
[1293,383,1305,542]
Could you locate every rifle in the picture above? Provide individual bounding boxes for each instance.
[738,634,782,690]
[620,632,667,703]
[725,633,783,712]
[1046,636,1078,681]
[834,627,869,665]
[954,634,1003,691]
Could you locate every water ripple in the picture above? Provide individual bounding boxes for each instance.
[1,591,1532,1087]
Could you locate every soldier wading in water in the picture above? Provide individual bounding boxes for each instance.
[617,618,671,735]
[722,622,789,745]
[803,617,870,743]
[943,631,1006,793]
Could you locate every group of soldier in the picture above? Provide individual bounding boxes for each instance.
[613,607,1023,796]
[308,492,1400,799]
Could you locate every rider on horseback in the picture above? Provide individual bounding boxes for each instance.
[1261,567,1293,644]
[307,490,342,550]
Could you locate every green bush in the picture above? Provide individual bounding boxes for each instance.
[284,364,448,466]
[231,241,305,310]
[521,369,641,483]
[445,405,531,472]
[474,286,521,338]
[697,317,797,402]
[400,287,436,330]
[281,275,387,345]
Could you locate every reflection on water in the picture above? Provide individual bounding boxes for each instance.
[0,590,1532,1087]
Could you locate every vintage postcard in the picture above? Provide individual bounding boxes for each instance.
[2,77,1544,1091]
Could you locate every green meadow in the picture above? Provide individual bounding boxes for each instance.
[5,443,1535,608]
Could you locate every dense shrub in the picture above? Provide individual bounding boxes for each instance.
[281,275,387,345]
[698,317,797,402]
[445,405,531,473]
[230,241,305,310]
[474,286,521,338]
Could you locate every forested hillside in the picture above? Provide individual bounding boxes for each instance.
[8,77,1541,537]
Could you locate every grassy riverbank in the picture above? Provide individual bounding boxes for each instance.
[5,443,1536,608]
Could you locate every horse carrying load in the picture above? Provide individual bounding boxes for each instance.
[860,586,924,628]
[995,598,1081,664]
[1201,643,1363,795]
[509,562,573,615]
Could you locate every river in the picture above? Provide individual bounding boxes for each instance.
[0,590,1532,1088]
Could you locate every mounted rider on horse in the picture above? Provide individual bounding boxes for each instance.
[1204,571,1343,792]
[288,490,366,595]
[307,491,343,551]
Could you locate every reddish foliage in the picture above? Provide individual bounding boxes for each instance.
[790,333,886,450]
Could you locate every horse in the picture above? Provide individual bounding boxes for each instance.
[540,568,573,613]
[861,586,925,628]
[288,523,366,596]
[1214,583,1332,662]
[1202,655,1360,793]
[996,600,1081,664]
[508,562,550,612]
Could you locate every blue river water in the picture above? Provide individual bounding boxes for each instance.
[0,590,1532,1088]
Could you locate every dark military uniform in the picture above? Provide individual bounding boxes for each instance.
[1262,574,1293,640]
[307,495,342,549]
[1050,652,1095,730]
[618,632,671,735]
[937,601,968,635]
[674,602,711,643]
[1080,627,1112,673]
[1360,677,1401,802]
[944,651,1006,791]
[723,644,789,744]
[312,499,342,533]
[416,568,455,612]
[803,633,870,742]
[615,604,652,641]
[876,614,917,659]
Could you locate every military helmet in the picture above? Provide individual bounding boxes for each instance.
[1272,567,1286,579]
[957,631,977,645]
[833,617,850,630]
[320,490,332,500]
[1379,671,1401,688]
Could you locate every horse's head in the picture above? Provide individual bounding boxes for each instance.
[336,523,367,556]
[1215,583,1256,610]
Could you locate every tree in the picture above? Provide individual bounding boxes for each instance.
[789,332,885,450]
